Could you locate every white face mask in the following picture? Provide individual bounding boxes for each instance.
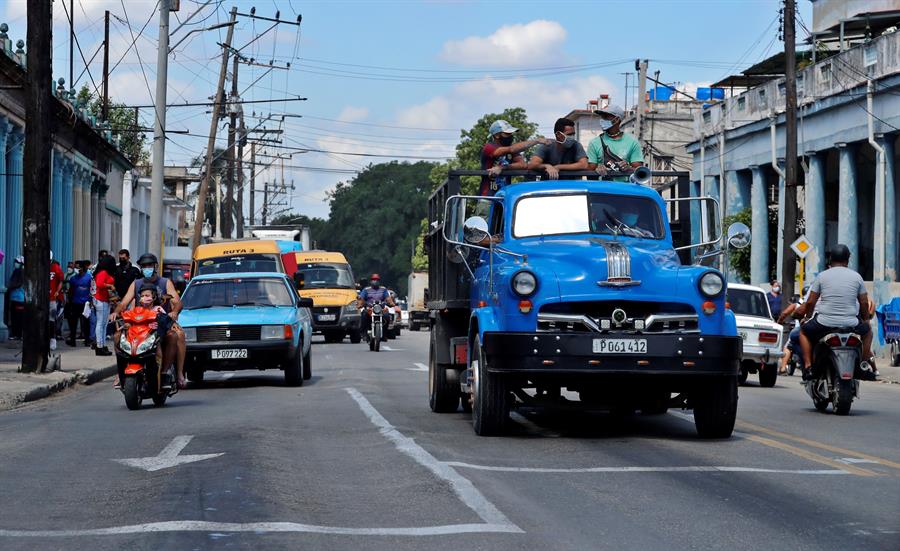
[772,286,781,293]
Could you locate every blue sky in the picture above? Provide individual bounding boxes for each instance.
[4,0,813,219]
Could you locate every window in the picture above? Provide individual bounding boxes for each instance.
[196,254,280,275]
[702,111,711,123]
[737,96,746,111]
[757,88,768,109]
[864,45,877,68]
[727,288,771,319]
[296,263,355,289]
[777,82,786,97]
[183,278,295,309]
[512,193,664,239]
[819,63,832,87]
[797,73,805,98]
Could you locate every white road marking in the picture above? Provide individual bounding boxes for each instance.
[0,522,523,538]
[113,435,225,472]
[444,462,849,475]
[406,362,428,372]
[346,387,522,532]
[381,345,405,351]
[837,457,881,465]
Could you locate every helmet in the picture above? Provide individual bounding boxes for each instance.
[137,253,158,267]
[828,244,851,264]
[370,273,380,280]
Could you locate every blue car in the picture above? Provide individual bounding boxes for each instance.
[179,272,314,386]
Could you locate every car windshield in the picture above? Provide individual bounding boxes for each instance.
[513,193,663,239]
[727,288,772,319]
[182,278,295,309]
[296,263,355,289]
[196,254,280,275]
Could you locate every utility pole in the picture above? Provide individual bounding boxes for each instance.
[102,10,109,121]
[635,59,649,146]
[262,180,269,226]
[68,0,73,90]
[192,7,238,250]
[236,114,245,237]
[224,54,239,239]
[781,0,799,308]
[148,0,171,260]
[22,0,52,373]
[249,141,256,226]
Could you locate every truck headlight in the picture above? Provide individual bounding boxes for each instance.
[261,325,287,340]
[698,272,724,298]
[511,271,537,296]
[182,327,197,343]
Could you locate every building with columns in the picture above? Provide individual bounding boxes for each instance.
[0,23,133,341]
[686,11,900,309]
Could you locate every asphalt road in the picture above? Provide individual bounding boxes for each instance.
[0,331,898,550]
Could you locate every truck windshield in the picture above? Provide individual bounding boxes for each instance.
[196,253,280,275]
[297,263,355,289]
[727,288,772,319]
[183,278,295,309]
[513,193,663,239]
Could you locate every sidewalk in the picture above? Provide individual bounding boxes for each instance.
[875,349,900,385]
[0,341,117,411]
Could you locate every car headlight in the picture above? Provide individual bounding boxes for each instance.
[261,325,286,340]
[119,333,132,354]
[135,334,157,355]
[182,327,197,343]
[699,271,725,298]
[511,271,537,296]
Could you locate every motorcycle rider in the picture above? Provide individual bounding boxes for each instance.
[110,254,186,388]
[793,244,876,380]
[357,274,397,341]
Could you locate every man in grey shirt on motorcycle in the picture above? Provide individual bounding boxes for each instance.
[793,244,875,379]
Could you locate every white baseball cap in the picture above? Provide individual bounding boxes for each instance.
[598,105,625,119]
[489,119,518,135]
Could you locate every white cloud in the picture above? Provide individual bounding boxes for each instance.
[441,20,567,67]
[336,105,369,123]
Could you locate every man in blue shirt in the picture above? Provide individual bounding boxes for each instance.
[357,274,397,342]
[766,280,782,320]
[66,260,93,346]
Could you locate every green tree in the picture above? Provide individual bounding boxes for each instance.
[77,85,149,167]
[724,206,778,283]
[324,161,436,295]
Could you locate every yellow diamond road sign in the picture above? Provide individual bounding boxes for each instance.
[791,235,813,259]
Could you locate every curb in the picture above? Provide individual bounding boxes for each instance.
[74,364,118,386]
[0,362,117,412]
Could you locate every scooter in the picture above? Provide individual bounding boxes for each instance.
[115,308,177,410]
[804,331,865,415]
[365,302,387,352]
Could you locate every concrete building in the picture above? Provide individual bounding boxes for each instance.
[685,6,900,306]
[0,23,133,341]
[122,174,191,262]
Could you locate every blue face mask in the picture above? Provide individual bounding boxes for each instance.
[600,119,614,131]
[142,267,154,278]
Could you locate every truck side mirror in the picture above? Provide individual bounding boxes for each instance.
[293,271,305,290]
[726,222,751,249]
[463,216,489,245]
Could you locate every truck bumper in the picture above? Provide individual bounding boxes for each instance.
[481,332,741,376]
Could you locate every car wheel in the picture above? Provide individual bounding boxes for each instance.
[349,330,361,344]
[324,331,343,344]
[693,376,738,439]
[471,335,509,436]
[186,367,204,385]
[428,331,460,413]
[285,347,303,387]
[758,363,778,388]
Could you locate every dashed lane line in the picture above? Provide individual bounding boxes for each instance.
[444,462,849,475]
[406,363,428,372]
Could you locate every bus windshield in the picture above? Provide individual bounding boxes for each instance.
[195,253,280,275]
[296,263,355,289]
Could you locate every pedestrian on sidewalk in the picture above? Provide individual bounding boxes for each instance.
[66,261,92,347]
[92,256,116,356]
[114,249,141,301]
[6,256,25,341]
[49,253,64,351]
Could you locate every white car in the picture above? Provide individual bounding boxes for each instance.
[727,283,784,387]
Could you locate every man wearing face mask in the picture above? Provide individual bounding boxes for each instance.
[527,117,588,180]
[767,280,783,320]
[111,254,187,388]
[480,120,548,196]
[586,105,644,182]
[114,249,142,302]
[357,274,397,342]
[6,256,25,340]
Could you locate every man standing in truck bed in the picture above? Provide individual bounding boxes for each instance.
[586,105,644,182]
[480,119,548,196]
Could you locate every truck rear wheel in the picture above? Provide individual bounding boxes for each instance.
[692,376,737,439]
[471,335,509,436]
[428,331,460,413]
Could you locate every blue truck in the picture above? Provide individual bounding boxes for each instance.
[426,169,750,437]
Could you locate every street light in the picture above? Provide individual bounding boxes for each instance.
[168,21,236,54]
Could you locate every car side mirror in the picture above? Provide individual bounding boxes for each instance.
[463,216,489,245]
[293,271,305,290]
[726,222,751,249]
[298,297,314,308]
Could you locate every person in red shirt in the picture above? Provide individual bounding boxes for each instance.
[92,255,117,356]
[49,255,64,351]
[480,119,549,196]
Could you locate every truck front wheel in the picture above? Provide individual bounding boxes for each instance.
[428,331,460,413]
[692,376,738,439]
[471,335,509,436]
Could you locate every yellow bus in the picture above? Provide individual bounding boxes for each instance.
[191,240,285,276]
[283,251,361,343]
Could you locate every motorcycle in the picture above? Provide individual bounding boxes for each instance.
[115,307,177,410]
[365,302,388,352]
[804,331,865,415]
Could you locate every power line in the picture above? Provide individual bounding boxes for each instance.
[121,96,307,109]
[107,1,160,76]
[60,0,101,96]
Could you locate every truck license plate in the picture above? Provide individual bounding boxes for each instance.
[318,314,336,321]
[592,338,647,354]
[211,349,248,360]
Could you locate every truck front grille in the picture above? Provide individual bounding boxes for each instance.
[538,301,698,334]
[196,325,261,342]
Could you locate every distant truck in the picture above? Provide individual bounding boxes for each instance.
[407,272,429,331]
[426,168,750,438]
[247,224,311,251]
